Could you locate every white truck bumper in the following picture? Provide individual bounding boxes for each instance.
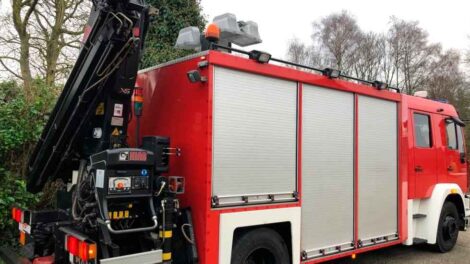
[100,249,163,264]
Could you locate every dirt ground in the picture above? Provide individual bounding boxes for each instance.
[326,230,470,264]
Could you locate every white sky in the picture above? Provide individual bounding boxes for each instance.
[201,0,470,59]
[0,0,468,59]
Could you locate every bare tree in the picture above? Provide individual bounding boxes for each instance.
[351,32,383,80]
[32,0,89,86]
[0,0,88,98]
[426,50,464,100]
[312,10,361,72]
[286,38,310,65]
[387,17,441,94]
[0,0,39,103]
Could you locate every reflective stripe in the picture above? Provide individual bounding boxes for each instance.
[159,230,172,238]
[162,252,172,261]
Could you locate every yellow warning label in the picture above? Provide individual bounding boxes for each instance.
[162,252,172,261]
[112,128,120,136]
[95,102,105,115]
[159,230,173,238]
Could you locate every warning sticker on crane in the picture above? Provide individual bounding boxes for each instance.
[95,102,105,115]
[111,117,123,126]
[111,128,120,136]
[114,103,123,117]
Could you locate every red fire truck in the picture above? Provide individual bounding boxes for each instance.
[128,47,470,263]
[3,2,469,264]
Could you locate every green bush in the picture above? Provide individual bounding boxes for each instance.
[0,168,40,248]
[0,79,55,248]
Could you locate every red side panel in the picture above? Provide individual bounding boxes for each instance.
[130,54,212,263]
[132,50,466,263]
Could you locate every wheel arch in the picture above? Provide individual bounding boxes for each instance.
[233,222,293,263]
[445,193,466,229]
[407,183,467,245]
[218,207,301,264]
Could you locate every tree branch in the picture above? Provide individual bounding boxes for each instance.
[0,59,23,79]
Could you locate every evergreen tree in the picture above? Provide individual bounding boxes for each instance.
[141,0,206,68]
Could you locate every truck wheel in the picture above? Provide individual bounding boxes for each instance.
[434,201,459,252]
[231,227,290,264]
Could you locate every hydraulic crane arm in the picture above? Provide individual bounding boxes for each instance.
[27,0,149,193]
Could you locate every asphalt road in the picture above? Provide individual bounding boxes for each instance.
[326,230,470,264]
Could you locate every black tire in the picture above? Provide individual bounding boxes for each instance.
[231,228,290,264]
[434,201,460,253]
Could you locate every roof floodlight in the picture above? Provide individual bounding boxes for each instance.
[232,21,262,47]
[175,27,201,50]
[213,13,243,41]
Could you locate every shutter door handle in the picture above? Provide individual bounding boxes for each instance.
[448,166,454,172]
[415,166,423,172]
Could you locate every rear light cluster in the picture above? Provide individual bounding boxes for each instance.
[12,207,26,246]
[65,235,97,261]
[11,207,23,222]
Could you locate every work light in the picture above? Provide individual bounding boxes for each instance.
[249,50,271,63]
[187,70,206,83]
[323,68,341,79]
[373,81,388,90]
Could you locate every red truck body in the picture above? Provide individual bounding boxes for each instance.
[129,50,469,263]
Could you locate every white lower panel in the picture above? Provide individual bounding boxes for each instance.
[219,207,301,264]
[100,250,162,264]
[405,184,468,245]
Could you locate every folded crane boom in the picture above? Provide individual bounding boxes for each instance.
[27,0,149,193]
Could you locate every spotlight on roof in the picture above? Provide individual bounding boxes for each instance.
[213,13,242,40]
[323,68,341,79]
[213,13,262,47]
[373,81,388,90]
[175,27,202,50]
[232,21,262,47]
[249,50,271,63]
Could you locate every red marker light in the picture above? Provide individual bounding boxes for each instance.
[79,241,89,261]
[11,208,17,221]
[13,208,22,222]
[66,236,80,256]
[78,241,97,261]
[133,27,140,37]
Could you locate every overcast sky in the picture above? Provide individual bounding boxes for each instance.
[202,0,470,59]
[0,0,468,59]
